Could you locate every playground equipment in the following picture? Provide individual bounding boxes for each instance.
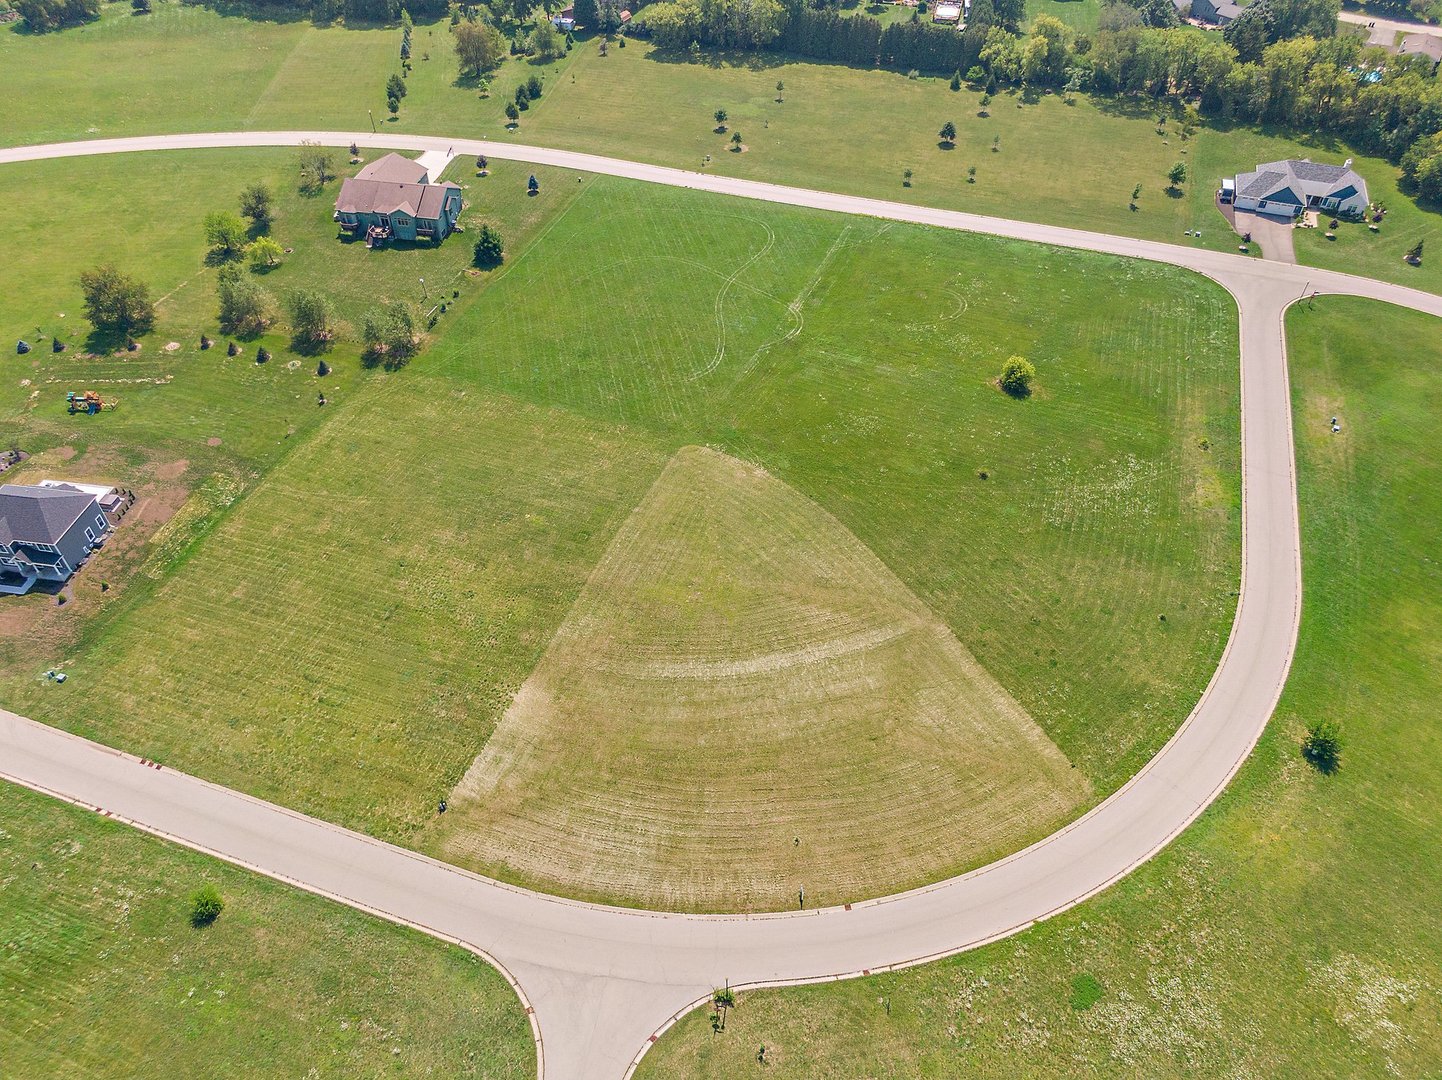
[66,391,116,415]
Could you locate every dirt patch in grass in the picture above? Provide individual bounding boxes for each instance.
[0,455,193,677]
[439,446,1089,912]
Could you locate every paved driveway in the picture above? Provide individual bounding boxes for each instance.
[1232,208,1297,264]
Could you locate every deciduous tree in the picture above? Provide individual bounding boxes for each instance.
[455,19,506,75]
[217,265,276,335]
[286,289,336,351]
[79,265,154,338]
[248,236,285,268]
[297,142,337,191]
[239,182,274,229]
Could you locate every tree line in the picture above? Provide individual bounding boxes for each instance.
[629,0,1442,196]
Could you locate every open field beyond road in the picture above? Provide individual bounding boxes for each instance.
[11,171,1240,909]
[5,4,1439,293]
[636,297,1442,1077]
[0,783,534,1078]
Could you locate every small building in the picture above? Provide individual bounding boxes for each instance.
[1397,33,1442,72]
[1232,158,1369,218]
[1189,0,1241,24]
[932,1,962,23]
[0,482,117,595]
[333,153,464,247]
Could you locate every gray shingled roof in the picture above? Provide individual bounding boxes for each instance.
[1235,159,1368,205]
[0,484,98,546]
[1398,34,1442,62]
[355,153,429,185]
[1238,169,1287,199]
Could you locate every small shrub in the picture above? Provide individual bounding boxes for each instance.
[1070,973,1103,1011]
[1301,719,1342,774]
[255,347,272,364]
[999,356,1035,397]
[472,224,505,268]
[189,884,225,927]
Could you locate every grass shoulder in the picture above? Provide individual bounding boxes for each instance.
[0,782,534,1077]
[637,296,1442,1074]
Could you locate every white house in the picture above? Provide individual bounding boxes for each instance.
[1232,158,1369,218]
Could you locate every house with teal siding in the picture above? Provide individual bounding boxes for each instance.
[333,153,464,247]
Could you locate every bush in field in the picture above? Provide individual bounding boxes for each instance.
[999,356,1035,397]
[1302,719,1342,774]
[189,884,224,927]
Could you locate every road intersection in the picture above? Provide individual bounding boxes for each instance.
[2,132,1441,1079]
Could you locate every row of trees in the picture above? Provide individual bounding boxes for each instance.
[634,0,1440,190]
[12,0,97,31]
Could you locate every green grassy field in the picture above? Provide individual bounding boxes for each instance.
[0,146,582,685]
[1026,0,1101,32]
[0,782,533,1077]
[0,1,573,145]
[12,174,1241,908]
[438,445,1088,911]
[5,3,1439,290]
[637,297,1442,1075]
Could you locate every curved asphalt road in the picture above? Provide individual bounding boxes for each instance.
[3,133,1442,1080]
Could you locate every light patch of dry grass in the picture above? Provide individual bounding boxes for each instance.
[438,445,1089,912]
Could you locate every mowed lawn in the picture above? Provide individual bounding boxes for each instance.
[439,446,1089,911]
[6,3,1440,290]
[0,147,581,681]
[0,1,574,146]
[637,298,1442,1076]
[431,177,1242,799]
[0,146,574,470]
[0,783,533,1077]
[16,177,1240,908]
[13,377,670,842]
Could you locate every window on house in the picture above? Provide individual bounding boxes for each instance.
[84,528,96,543]
[95,514,105,529]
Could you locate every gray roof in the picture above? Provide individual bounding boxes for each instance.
[0,483,98,546]
[355,153,429,185]
[334,178,461,220]
[1398,34,1442,62]
[1234,159,1368,205]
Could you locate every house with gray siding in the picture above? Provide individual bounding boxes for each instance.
[1232,158,1369,217]
[0,482,114,594]
[333,153,464,247]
